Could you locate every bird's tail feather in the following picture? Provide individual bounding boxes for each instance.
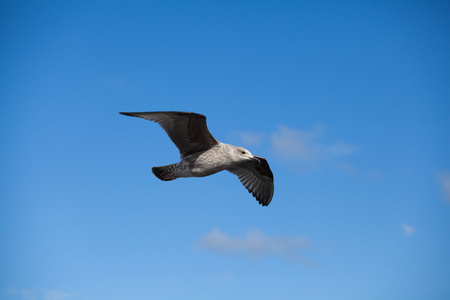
[152,164,177,181]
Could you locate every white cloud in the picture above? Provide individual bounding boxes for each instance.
[5,289,37,300]
[436,170,450,202]
[270,125,359,164]
[270,125,321,161]
[44,290,70,300]
[326,141,360,156]
[5,289,70,300]
[229,124,359,173]
[229,131,265,147]
[196,228,313,265]
[402,223,415,236]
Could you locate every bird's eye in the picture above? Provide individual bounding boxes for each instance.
[241,151,246,154]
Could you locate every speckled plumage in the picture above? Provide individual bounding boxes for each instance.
[120,111,274,206]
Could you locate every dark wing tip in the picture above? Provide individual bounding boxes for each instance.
[119,112,135,116]
[257,198,270,207]
[119,111,205,116]
[253,156,274,206]
[250,189,271,207]
[257,194,273,206]
[253,156,274,181]
[228,158,274,207]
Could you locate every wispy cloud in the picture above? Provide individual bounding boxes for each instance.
[270,125,358,163]
[229,131,265,147]
[195,228,314,265]
[229,124,359,173]
[44,290,70,300]
[5,289,37,300]
[270,125,322,162]
[436,170,450,202]
[402,223,415,236]
[5,289,70,300]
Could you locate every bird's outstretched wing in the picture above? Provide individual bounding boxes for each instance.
[227,156,274,206]
[120,111,219,157]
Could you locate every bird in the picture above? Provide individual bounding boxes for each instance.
[120,111,274,206]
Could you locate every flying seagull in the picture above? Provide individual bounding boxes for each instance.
[120,111,274,206]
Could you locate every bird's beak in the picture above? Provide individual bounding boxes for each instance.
[251,156,261,163]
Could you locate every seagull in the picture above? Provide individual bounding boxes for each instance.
[120,111,274,206]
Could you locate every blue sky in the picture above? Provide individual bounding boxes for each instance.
[1,0,449,299]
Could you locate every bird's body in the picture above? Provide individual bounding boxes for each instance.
[174,143,235,177]
[120,111,274,206]
[152,143,235,179]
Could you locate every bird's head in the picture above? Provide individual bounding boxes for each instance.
[232,146,260,163]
